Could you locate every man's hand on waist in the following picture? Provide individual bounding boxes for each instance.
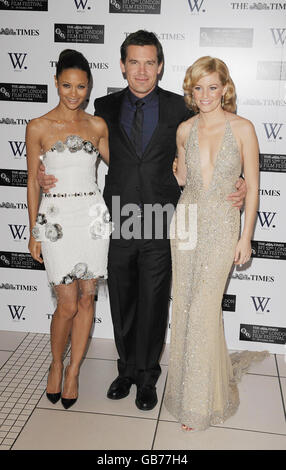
[38,163,57,193]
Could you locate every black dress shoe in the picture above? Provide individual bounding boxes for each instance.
[107,376,133,400]
[135,386,158,411]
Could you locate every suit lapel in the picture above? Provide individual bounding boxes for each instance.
[108,88,125,124]
[108,88,139,157]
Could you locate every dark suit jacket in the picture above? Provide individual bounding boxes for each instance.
[94,86,192,243]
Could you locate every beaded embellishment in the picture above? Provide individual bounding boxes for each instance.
[46,135,99,155]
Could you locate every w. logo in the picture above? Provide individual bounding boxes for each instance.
[74,0,89,9]
[257,211,276,229]
[8,52,27,70]
[9,141,26,158]
[187,0,205,12]
[263,123,283,140]
[8,224,27,240]
[270,28,286,45]
[8,305,26,320]
[251,296,271,313]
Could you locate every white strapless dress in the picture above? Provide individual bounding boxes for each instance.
[32,135,112,286]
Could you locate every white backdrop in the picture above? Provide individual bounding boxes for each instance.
[0,0,285,354]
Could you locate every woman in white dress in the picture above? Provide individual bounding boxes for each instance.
[26,50,112,409]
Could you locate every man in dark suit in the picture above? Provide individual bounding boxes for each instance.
[39,30,246,411]
[94,30,193,411]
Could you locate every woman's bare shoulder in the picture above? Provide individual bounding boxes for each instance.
[86,113,108,134]
[227,111,255,134]
[26,114,53,135]
[177,115,197,137]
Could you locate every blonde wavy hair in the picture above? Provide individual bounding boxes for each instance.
[183,56,236,113]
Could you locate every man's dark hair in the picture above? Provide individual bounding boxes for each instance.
[120,30,164,65]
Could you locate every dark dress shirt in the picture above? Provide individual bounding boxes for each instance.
[120,87,159,153]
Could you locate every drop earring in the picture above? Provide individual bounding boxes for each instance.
[191,95,196,108]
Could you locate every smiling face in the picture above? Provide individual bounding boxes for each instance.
[192,72,227,113]
[55,68,89,111]
[120,45,163,98]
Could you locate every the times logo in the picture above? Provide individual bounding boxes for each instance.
[0,201,27,209]
[0,28,39,36]
[0,283,37,291]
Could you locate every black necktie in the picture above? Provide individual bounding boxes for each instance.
[130,99,145,157]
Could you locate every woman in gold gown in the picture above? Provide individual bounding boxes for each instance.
[165,56,268,431]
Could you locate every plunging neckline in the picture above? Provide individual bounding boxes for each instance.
[196,117,228,193]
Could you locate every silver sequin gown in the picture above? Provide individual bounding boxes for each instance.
[164,118,268,431]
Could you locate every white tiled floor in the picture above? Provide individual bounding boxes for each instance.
[0,330,285,450]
